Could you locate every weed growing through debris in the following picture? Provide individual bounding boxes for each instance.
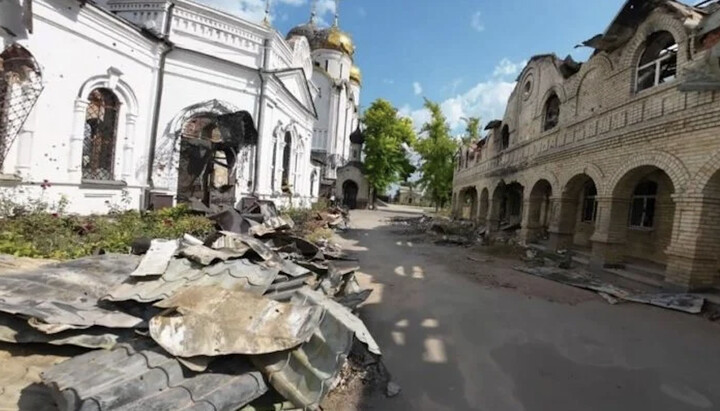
[0,205,213,259]
[282,199,335,242]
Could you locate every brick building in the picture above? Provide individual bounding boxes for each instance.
[452,0,720,291]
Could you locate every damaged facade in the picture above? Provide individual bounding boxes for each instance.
[0,0,362,213]
[453,0,720,291]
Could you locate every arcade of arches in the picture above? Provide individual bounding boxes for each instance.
[454,163,720,291]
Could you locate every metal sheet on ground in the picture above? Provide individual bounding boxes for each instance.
[149,286,323,357]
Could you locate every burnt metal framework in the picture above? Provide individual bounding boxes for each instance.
[176,110,257,208]
[82,88,120,180]
[0,44,43,171]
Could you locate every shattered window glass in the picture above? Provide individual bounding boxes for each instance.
[629,180,658,228]
[636,31,677,93]
[581,182,598,222]
[543,94,560,131]
[82,88,120,181]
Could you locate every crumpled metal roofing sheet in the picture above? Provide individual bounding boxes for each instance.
[105,258,280,303]
[149,286,323,357]
[42,341,268,411]
[0,312,128,349]
[130,239,179,277]
[296,288,380,355]
[0,255,144,330]
[251,292,355,411]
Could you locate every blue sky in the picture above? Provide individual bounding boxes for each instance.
[199,0,626,133]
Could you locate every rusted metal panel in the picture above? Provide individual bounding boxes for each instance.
[149,287,323,357]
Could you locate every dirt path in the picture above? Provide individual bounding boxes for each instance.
[335,207,720,411]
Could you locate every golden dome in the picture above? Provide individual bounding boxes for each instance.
[350,65,362,84]
[313,26,355,57]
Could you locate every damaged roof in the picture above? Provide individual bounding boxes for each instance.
[581,0,706,52]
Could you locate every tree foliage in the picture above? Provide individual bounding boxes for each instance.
[415,98,458,209]
[362,99,416,201]
[462,116,482,145]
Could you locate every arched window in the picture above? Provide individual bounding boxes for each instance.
[465,150,470,168]
[636,31,677,93]
[0,44,43,171]
[581,181,598,222]
[629,180,658,228]
[82,88,120,180]
[543,93,560,131]
[500,125,510,150]
[282,131,292,192]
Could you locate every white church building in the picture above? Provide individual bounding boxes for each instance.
[0,0,362,214]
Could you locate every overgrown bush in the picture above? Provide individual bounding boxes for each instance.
[282,199,335,242]
[0,205,214,260]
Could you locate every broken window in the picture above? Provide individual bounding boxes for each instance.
[465,150,470,168]
[282,132,292,192]
[500,125,510,150]
[636,31,677,93]
[629,180,657,228]
[82,88,120,181]
[581,182,598,222]
[0,44,43,172]
[543,93,560,131]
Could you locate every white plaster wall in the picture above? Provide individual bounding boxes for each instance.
[0,0,158,214]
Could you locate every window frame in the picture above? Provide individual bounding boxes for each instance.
[543,93,561,132]
[635,32,678,93]
[628,180,658,229]
[581,182,598,223]
[82,88,121,182]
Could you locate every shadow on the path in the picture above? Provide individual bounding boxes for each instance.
[335,216,475,410]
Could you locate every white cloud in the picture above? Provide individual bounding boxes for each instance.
[196,0,311,23]
[493,58,526,78]
[413,82,423,96]
[399,65,516,133]
[471,11,484,32]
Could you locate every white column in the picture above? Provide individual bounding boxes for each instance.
[14,107,36,176]
[121,113,137,182]
[68,98,89,181]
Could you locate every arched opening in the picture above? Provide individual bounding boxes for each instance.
[343,180,359,209]
[460,186,478,220]
[636,31,677,93]
[479,188,489,225]
[176,114,240,208]
[608,166,675,267]
[83,88,120,181]
[552,174,598,251]
[0,44,43,171]
[500,125,510,150]
[543,93,560,131]
[526,179,552,242]
[282,131,292,192]
[491,181,524,229]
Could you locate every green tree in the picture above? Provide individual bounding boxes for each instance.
[415,98,458,210]
[362,99,416,205]
[461,116,482,145]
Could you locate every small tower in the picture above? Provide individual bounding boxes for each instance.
[349,126,364,162]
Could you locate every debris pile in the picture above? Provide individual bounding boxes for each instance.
[0,203,386,410]
[390,215,489,246]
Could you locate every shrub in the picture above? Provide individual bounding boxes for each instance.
[0,205,214,260]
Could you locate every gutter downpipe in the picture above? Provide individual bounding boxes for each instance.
[253,36,271,195]
[145,2,175,208]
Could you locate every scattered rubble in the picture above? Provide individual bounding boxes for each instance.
[0,201,383,410]
[516,266,705,314]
